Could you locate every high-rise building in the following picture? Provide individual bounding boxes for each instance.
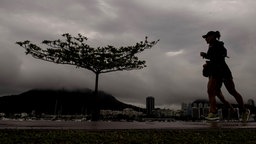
[181,103,188,116]
[146,96,155,115]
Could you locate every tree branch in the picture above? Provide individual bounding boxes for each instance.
[16,33,159,76]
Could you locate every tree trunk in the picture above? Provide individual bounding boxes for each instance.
[95,73,99,95]
[92,73,100,121]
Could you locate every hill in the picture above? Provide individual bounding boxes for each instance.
[0,89,145,115]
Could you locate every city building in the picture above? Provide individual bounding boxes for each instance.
[181,98,256,121]
[181,103,188,116]
[153,108,175,117]
[191,99,209,119]
[146,96,155,116]
[248,99,255,107]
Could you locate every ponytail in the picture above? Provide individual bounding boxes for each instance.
[215,31,221,40]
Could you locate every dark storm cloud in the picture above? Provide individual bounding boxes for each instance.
[0,50,22,85]
[0,0,256,109]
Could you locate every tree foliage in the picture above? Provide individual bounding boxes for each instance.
[16,33,159,75]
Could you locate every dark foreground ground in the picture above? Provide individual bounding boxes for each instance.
[1,120,256,143]
[1,129,256,144]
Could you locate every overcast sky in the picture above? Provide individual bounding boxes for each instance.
[1,0,256,109]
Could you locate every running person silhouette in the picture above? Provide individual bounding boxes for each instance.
[200,31,250,122]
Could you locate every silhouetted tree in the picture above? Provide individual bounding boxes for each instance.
[16,33,159,120]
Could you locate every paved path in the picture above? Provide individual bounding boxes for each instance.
[1,120,256,130]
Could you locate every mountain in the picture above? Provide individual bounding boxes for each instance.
[0,89,145,115]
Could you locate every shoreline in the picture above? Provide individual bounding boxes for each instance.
[1,119,256,130]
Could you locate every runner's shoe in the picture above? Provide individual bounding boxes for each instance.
[205,113,220,121]
[242,109,250,122]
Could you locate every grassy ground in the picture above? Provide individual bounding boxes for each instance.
[0,129,256,144]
